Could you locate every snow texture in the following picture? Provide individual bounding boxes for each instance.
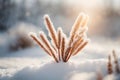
[0,39,120,80]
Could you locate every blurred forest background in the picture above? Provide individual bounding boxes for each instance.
[0,0,120,53]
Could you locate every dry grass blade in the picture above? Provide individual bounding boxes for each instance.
[70,13,85,36]
[39,32,58,62]
[108,55,113,74]
[74,30,84,39]
[112,50,120,74]
[75,27,88,39]
[72,41,88,56]
[64,47,72,62]
[29,33,51,56]
[44,15,58,49]
[57,28,62,61]
[72,38,84,54]
[66,38,84,61]
[61,37,65,61]
[81,15,89,27]
[57,28,62,49]
[68,13,85,46]
[65,36,83,61]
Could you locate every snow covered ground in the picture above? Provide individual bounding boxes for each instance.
[0,39,120,80]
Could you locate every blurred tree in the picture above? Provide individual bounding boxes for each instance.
[0,0,16,31]
[18,0,26,20]
[0,0,70,32]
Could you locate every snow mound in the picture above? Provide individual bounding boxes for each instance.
[0,60,107,80]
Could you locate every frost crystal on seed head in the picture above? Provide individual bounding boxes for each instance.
[29,13,90,63]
